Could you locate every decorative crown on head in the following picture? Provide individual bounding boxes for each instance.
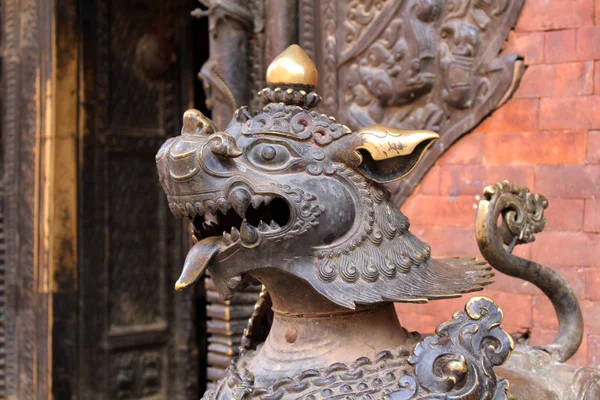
[258,45,322,108]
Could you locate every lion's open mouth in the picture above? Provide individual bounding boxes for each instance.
[172,187,293,291]
[188,189,291,247]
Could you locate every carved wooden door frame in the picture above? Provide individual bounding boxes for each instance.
[2,0,57,396]
[1,0,204,398]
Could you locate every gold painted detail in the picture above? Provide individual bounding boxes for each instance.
[182,109,218,135]
[407,296,515,398]
[355,125,439,161]
[266,44,318,89]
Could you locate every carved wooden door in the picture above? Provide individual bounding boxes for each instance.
[77,0,201,398]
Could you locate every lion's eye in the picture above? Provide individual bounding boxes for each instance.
[247,142,299,171]
[261,145,277,161]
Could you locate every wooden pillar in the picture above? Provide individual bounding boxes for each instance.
[265,0,298,64]
[1,0,76,398]
[199,0,254,130]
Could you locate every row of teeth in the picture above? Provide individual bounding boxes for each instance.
[220,219,281,246]
[168,190,274,219]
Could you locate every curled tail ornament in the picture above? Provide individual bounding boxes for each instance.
[475,180,584,362]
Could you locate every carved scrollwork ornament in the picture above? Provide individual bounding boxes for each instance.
[398,296,515,399]
[482,180,548,246]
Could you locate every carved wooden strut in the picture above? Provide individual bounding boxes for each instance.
[156,46,600,399]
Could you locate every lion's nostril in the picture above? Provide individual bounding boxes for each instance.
[209,132,242,158]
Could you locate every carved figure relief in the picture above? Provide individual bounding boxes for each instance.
[114,355,135,400]
[111,351,164,399]
[332,0,525,202]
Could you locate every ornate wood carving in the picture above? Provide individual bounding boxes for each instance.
[204,277,262,387]
[319,0,340,117]
[298,0,316,61]
[248,0,267,112]
[78,0,198,398]
[1,1,82,397]
[1,0,51,397]
[313,0,525,204]
[0,189,5,396]
[195,0,254,129]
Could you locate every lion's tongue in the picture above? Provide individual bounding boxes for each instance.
[175,237,221,291]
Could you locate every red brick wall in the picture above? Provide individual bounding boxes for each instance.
[396,0,600,367]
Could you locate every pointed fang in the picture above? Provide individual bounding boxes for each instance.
[240,220,261,246]
[230,226,240,241]
[251,195,263,209]
[194,202,206,215]
[262,195,273,205]
[229,188,251,218]
[205,200,218,214]
[258,220,269,231]
[217,198,229,214]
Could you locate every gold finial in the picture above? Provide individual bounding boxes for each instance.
[266,45,318,89]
